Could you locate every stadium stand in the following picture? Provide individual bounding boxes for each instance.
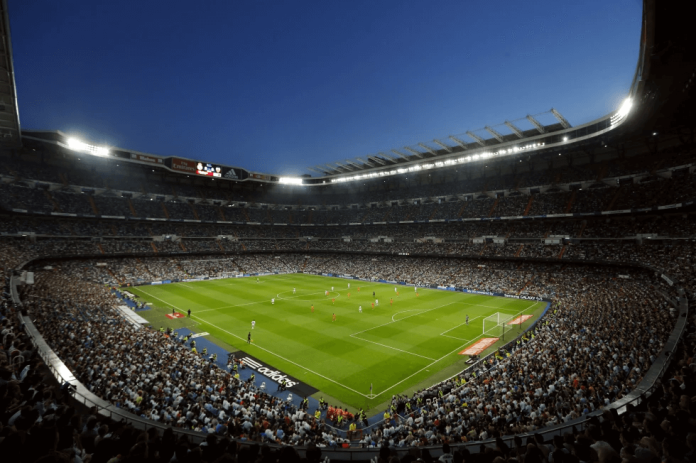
[2,0,696,461]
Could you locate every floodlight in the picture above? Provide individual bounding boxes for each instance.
[67,138,88,151]
[278,177,303,185]
[617,98,633,119]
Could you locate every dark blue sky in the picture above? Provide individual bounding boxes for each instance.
[9,0,641,175]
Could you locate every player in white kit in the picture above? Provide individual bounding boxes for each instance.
[252,320,256,329]
[359,306,362,313]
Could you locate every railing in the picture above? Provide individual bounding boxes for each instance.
[8,255,689,461]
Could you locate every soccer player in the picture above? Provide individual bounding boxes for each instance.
[372,291,375,298]
[371,302,374,310]
[187,309,191,318]
[332,298,335,305]
[332,313,336,322]
[331,286,334,291]
[325,290,328,296]
[359,306,362,313]
[347,292,350,298]
[247,332,251,344]
[293,288,296,294]
[390,298,393,306]
[348,283,350,289]
[256,278,259,283]
[375,299,379,306]
[252,320,256,330]
[466,315,469,325]
[415,286,417,292]
[395,287,398,293]
[311,304,314,313]
[357,287,360,292]
[271,298,275,305]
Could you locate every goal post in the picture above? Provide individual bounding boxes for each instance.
[482,313,515,340]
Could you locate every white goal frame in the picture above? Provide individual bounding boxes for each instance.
[482,312,515,339]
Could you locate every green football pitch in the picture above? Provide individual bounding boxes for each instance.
[129,273,547,411]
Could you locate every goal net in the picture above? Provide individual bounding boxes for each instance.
[482,313,515,339]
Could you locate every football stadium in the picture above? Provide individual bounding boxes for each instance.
[0,0,695,461]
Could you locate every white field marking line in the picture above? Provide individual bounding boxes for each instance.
[349,334,437,361]
[178,283,196,289]
[135,286,374,399]
[440,334,472,342]
[195,300,270,314]
[439,316,482,336]
[391,309,422,322]
[372,300,544,398]
[353,294,501,338]
[351,301,459,337]
[275,290,341,301]
[482,301,541,335]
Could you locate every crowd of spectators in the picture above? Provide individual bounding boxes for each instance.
[2,151,695,225]
[0,144,695,460]
[0,245,684,461]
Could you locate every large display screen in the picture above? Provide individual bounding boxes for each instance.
[167,157,248,181]
[196,162,222,177]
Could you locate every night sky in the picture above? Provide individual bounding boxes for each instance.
[9,0,642,175]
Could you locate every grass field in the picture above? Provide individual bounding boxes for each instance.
[129,273,546,411]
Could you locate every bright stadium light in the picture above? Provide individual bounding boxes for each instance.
[67,138,88,151]
[66,137,110,156]
[278,177,303,185]
[611,97,633,127]
[618,98,633,117]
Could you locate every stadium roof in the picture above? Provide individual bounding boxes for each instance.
[309,109,570,176]
[0,0,20,148]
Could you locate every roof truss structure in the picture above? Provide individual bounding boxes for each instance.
[404,147,424,158]
[309,110,566,176]
[433,140,453,152]
[526,115,546,134]
[504,120,525,138]
[484,126,505,143]
[449,136,468,149]
[551,108,572,129]
[466,131,486,147]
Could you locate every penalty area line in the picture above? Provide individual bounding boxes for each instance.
[439,316,482,336]
[349,334,437,361]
